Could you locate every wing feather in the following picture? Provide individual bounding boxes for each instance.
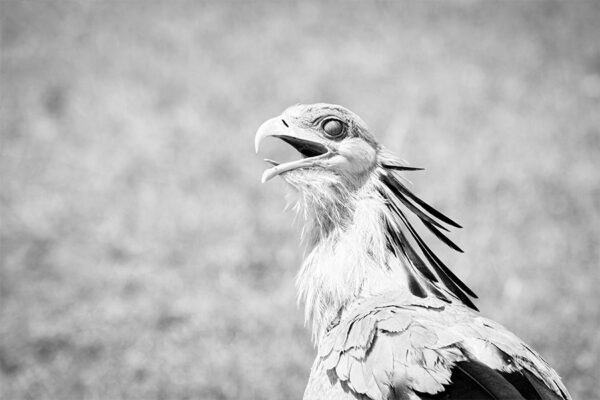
[313,295,571,400]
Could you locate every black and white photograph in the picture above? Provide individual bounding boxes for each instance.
[1,1,599,399]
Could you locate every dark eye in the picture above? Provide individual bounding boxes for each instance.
[322,119,345,139]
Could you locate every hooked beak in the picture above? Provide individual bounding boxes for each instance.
[255,116,330,183]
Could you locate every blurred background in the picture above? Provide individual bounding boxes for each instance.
[1,1,599,399]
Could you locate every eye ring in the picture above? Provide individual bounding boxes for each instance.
[321,118,345,139]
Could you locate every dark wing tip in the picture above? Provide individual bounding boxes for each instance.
[415,360,525,400]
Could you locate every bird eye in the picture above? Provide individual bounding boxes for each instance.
[322,119,345,139]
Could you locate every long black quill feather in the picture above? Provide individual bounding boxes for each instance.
[382,173,462,228]
[422,220,464,253]
[379,172,478,310]
[393,205,478,302]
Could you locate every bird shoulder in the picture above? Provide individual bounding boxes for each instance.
[306,292,570,400]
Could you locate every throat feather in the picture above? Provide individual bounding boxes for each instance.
[295,179,403,341]
[290,168,477,342]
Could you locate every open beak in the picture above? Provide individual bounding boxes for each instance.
[255,116,331,183]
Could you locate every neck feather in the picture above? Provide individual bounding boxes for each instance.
[294,175,406,341]
[290,167,477,343]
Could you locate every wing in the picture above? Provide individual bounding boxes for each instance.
[310,294,571,400]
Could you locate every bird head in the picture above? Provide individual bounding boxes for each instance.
[255,103,380,191]
[256,103,477,317]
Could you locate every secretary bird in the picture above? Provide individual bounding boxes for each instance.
[255,104,571,400]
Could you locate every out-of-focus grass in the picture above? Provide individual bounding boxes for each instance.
[1,1,599,399]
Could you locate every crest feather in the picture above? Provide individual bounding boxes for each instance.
[378,159,478,310]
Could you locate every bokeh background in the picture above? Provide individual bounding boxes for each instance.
[1,1,599,399]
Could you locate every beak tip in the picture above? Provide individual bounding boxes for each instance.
[261,168,277,183]
[254,135,262,154]
[255,116,281,155]
[260,171,269,183]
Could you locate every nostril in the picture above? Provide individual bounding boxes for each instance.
[281,119,289,128]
